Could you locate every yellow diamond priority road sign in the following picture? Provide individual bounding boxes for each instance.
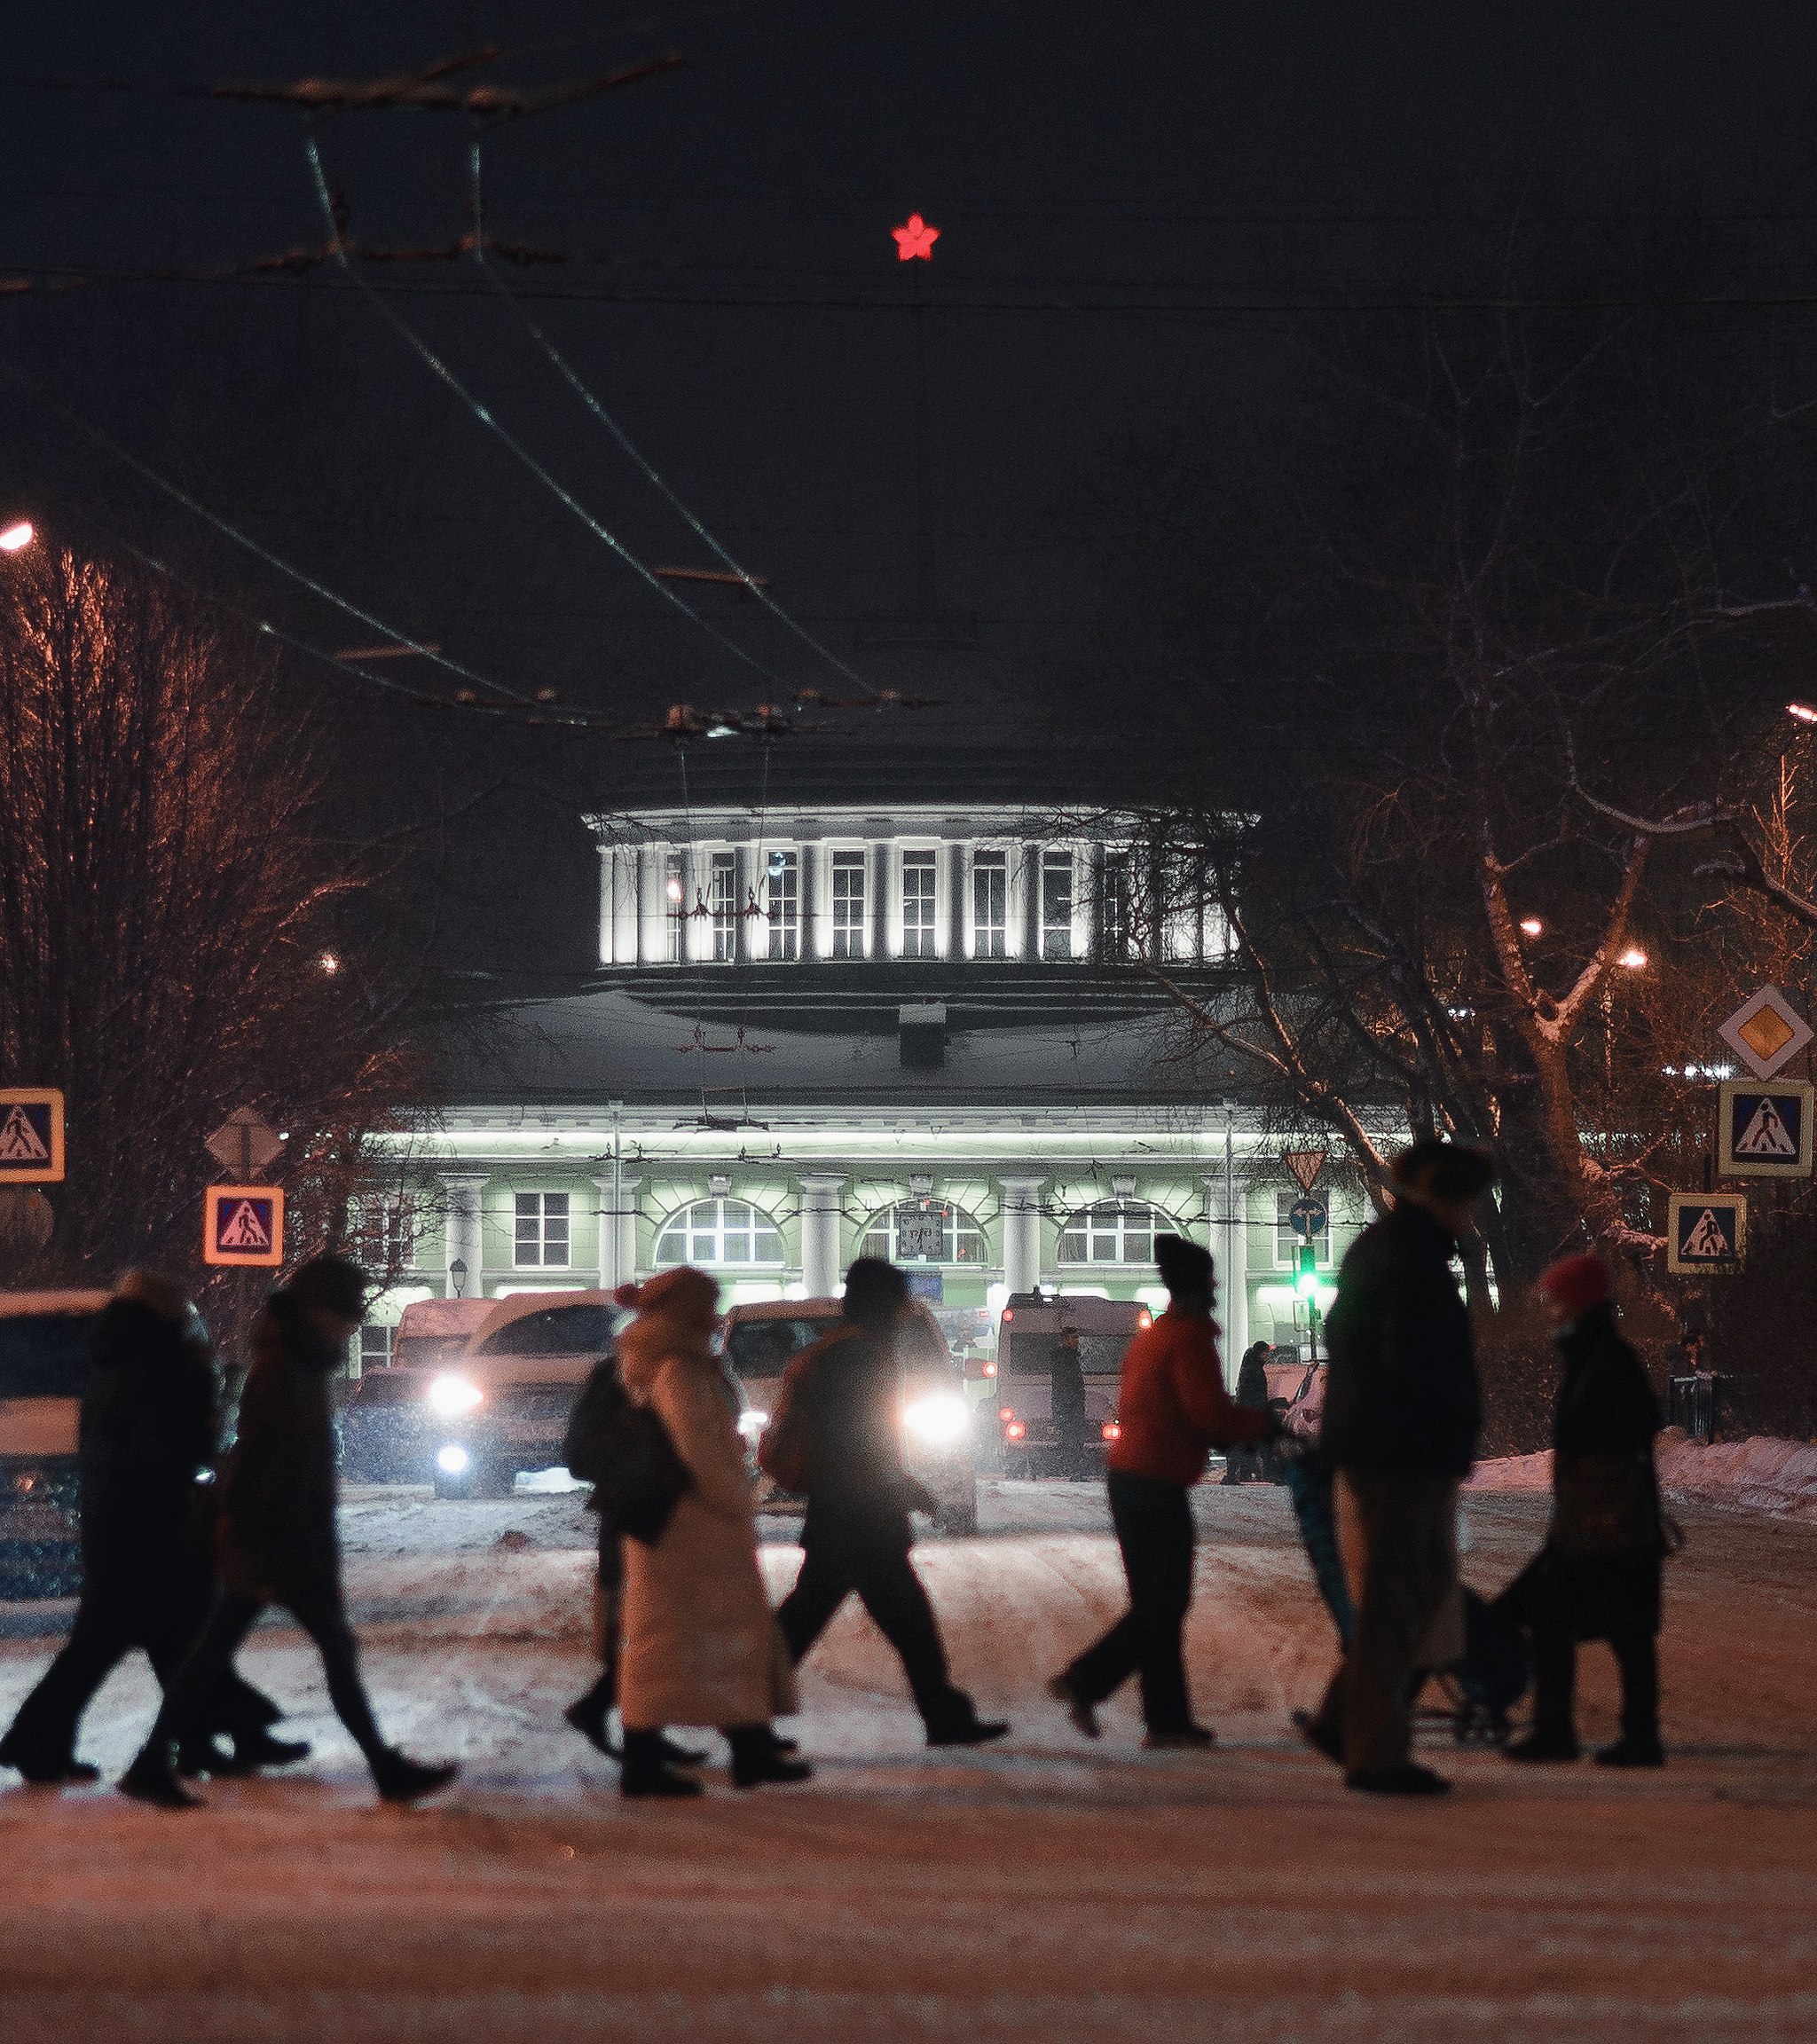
[0,1090,64,1184]
[203,1184,285,1268]
[1719,986,1813,1081]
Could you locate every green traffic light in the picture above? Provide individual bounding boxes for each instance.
[1294,1242,1320,1297]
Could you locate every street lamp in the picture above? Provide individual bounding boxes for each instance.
[0,522,34,554]
[1789,703,1817,725]
[449,1258,468,1299]
[1617,946,1648,971]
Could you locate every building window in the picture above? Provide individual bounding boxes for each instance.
[1275,1191,1330,1268]
[972,850,1007,958]
[1100,850,1132,961]
[349,1193,416,1273]
[1042,850,1074,961]
[831,852,866,959]
[710,852,738,963]
[358,1325,393,1372]
[901,850,938,957]
[654,1197,785,1269]
[515,1191,570,1268]
[764,849,798,961]
[861,1199,989,1266]
[1058,1199,1175,1265]
[664,853,685,963]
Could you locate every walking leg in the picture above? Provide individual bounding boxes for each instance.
[1128,1485,1195,1735]
[0,1597,130,1778]
[776,1542,854,1665]
[850,1545,977,1736]
[1338,1475,1455,1779]
[1506,1626,1582,1761]
[1598,1631,1663,1765]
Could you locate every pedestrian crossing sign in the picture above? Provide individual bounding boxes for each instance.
[1666,1192,1746,1274]
[204,1184,285,1267]
[0,1089,64,1183]
[1717,1080,1814,1178]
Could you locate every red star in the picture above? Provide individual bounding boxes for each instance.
[892,213,940,261]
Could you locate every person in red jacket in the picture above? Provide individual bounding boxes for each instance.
[1048,1236,1274,1748]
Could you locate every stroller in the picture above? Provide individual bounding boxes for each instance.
[1283,1452,1530,1746]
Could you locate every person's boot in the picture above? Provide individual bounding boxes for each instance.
[1143,1724,1215,1751]
[563,1689,622,1759]
[1505,1727,1581,1764]
[1594,1733,1664,1768]
[619,1727,702,1799]
[369,1749,460,1804]
[232,1729,311,1771]
[726,1724,813,1789]
[177,1733,235,1780]
[926,1702,1011,1749]
[1291,1708,1342,1766]
[1047,1674,1101,1740]
[119,1742,203,1810]
[1344,1761,1451,1796]
[0,1725,98,1786]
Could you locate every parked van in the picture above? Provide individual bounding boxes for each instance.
[993,1293,1152,1479]
[0,1291,108,1595]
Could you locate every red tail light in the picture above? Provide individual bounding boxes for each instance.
[983,1361,996,1377]
[1102,1422,1121,1442]
[1001,1308,1014,1321]
[1137,1310,1152,1329]
[999,1405,1014,1420]
[1005,1420,1026,1440]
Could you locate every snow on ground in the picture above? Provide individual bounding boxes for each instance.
[1471,1427,1817,1522]
[0,1475,1813,2040]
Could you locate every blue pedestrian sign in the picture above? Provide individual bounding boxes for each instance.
[1666,1192,1745,1275]
[0,1089,64,1184]
[204,1184,285,1268]
[1288,1195,1328,1240]
[1717,1080,1813,1179]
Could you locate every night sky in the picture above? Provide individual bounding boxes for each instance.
[5,1,1815,960]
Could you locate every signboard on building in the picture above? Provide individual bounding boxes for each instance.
[1665,1192,1745,1275]
[1717,1080,1814,1178]
[204,1184,285,1268]
[906,1271,944,1303]
[0,1090,64,1184]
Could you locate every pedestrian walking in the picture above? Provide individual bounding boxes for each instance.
[0,1272,303,1786]
[612,1266,807,1797]
[1050,1327,1088,1478]
[1502,1253,1665,1769]
[119,1257,457,1809]
[776,1258,1007,1749]
[1050,1236,1275,1749]
[1221,1340,1274,1484]
[1296,1139,1496,1796]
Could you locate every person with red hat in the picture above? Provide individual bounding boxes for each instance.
[1504,1251,1665,1768]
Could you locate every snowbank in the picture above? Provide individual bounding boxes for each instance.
[1467,1429,1817,1521]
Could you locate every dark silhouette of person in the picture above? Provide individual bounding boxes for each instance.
[0,1272,303,1785]
[1222,1340,1274,1484]
[777,1258,1007,1748]
[1050,1328,1087,1478]
[1049,1236,1273,1749]
[119,1257,457,1809]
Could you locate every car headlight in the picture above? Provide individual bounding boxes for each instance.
[429,1373,484,1417]
[903,1392,969,1446]
[736,1410,769,1441]
[437,1443,471,1475]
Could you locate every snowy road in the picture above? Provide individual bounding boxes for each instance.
[0,1475,1813,2040]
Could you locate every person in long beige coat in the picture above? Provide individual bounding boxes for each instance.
[613,1265,808,1797]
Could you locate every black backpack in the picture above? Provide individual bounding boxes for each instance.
[562,1356,692,1545]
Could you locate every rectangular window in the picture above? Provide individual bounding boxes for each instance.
[1042,850,1074,961]
[831,852,867,959]
[972,850,1007,958]
[1275,1191,1329,1268]
[1100,850,1131,960]
[664,853,685,963]
[515,1191,570,1268]
[901,851,938,957]
[764,850,799,961]
[710,852,738,963]
[358,1325,392,1373]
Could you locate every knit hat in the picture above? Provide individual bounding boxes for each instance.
[1538,1252,1612,1319]
[1154,1233,1214,1295]
[287,1254,368,1320]
[614,1266,720,1317]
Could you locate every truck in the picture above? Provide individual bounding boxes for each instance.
[720,1296,978,1537]
[0,1290,109,1596]
[991,1293,1152,1480]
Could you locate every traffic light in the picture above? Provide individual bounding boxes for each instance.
[1294,1242,1319,1298]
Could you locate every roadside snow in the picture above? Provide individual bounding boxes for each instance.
[1468,1429,1817,1521]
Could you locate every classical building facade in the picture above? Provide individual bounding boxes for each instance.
[368,746,1360,1380]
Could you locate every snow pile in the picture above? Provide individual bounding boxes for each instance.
[1468,1430,1817,1521]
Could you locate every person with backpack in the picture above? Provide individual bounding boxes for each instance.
[611,1266,806,1797]
[772,1259,1007,1749]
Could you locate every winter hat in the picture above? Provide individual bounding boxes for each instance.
[1538,1253,1612,1319]
[114,1269,188,1324]
[614,1266,720,1317]
[1154,1233,1215,1296]
[842,1256,909,1326]
[1391,1139,1498,1202]
[287,1255,369,1320]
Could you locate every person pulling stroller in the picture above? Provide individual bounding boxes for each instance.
[1502,1253,1666,1769]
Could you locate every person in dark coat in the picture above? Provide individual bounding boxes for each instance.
[0,1273,302,1785]
[1221,1341,1274,1484]
[1298,1139,1495,1797]
[1049,1329,1087,1479]
[120,1257,458,1809]
[1504,1253,1664,1768]
[776,1258,1007,1748]
[1050,1236,1274,1748]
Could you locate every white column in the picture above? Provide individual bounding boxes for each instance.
[591,1171,641,1291]
[1207,1167,1249,1379]
[798,1173,846,1297]
[997,1174,1045,1297]
[611,850,638,963]
[597,845,613,964]
[438,1172,490,1301]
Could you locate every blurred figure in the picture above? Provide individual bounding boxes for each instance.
[1050,1237,1274,1749]
[0,1272,301,1785]
[1504,1254,1664,1769]
[1221,1340,1274,1484]
[777,1259,1007,1748]
[1301,1140,1495,1797]
[120,1257,457,1809]
[613,1267,806,1797]
[1050,1326,1087,1479]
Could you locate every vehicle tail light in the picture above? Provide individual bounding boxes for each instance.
[983,1361,996,1377]
[1005,1420,1026,1440]
[1137,1310,1152,1330]
[999,1406,1014,1421]
[1001,1309,1013,1321]
[1102,1422,1121,1442]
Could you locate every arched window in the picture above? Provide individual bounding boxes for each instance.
[860,1199,989,1267]
[654,1197,785,1270]
[1058,1199,1177,1266]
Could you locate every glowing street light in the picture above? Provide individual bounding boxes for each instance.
[1617,946,1648,971]
[1789,702,1817,725]
[0,522,35,553]
[319,952,340,975]
[1519,917,1543,937]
